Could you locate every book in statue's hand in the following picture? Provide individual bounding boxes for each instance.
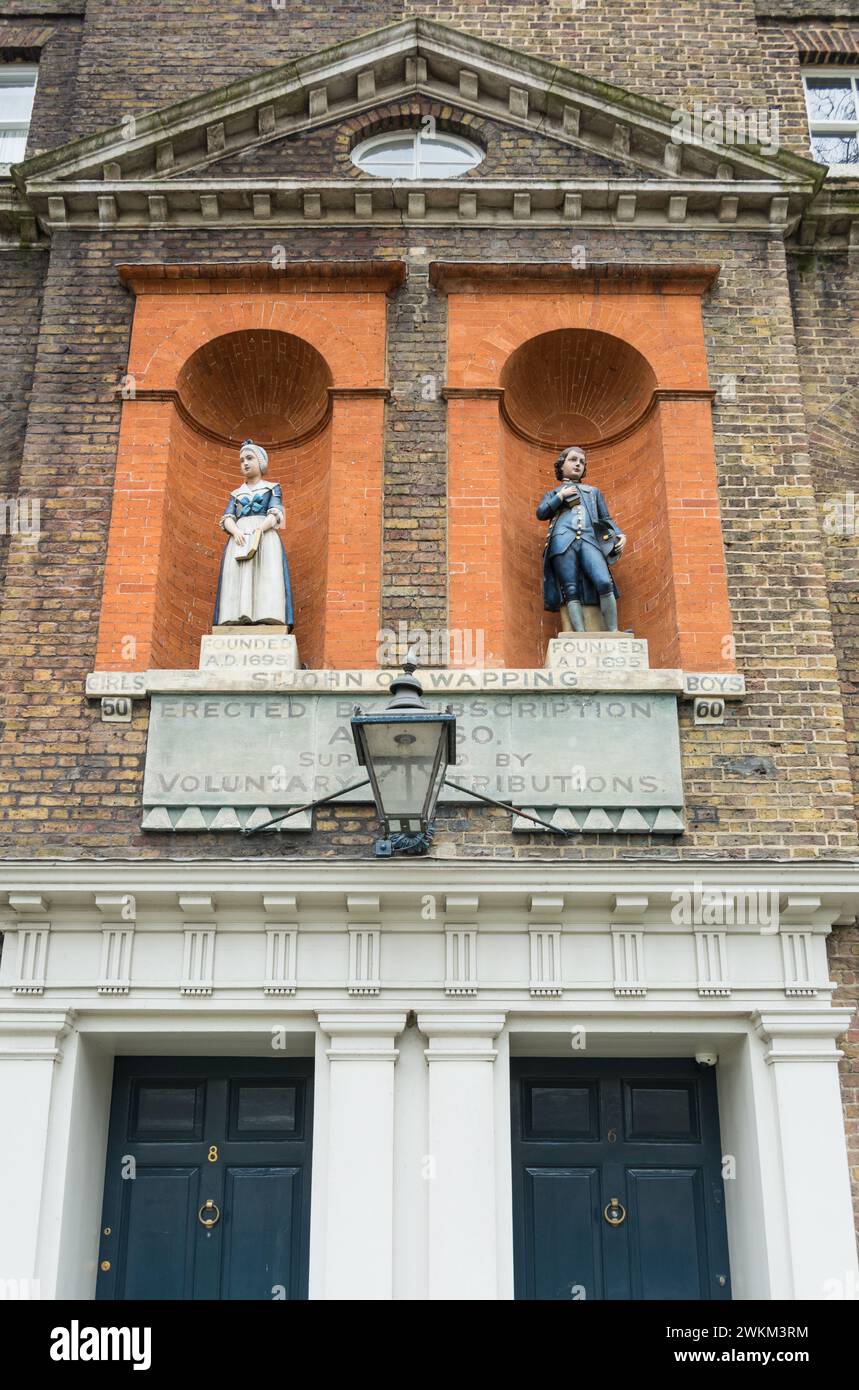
[234,527,263,562]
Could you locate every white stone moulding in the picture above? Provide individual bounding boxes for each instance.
[263,926,298,995]
[0,863,853,1006]
[611,927,647,996]
[529,927,563,996]
[695,927,731,997]
[181,925,215,995]
[781,930,817,997]
[347,926,381,996]
[86,666,746,700]
[11,924,49,995]
[97,926,134,995]
[444,927,478,995]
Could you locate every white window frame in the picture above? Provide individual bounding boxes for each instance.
[0,63,38,173]
[802,67,859,177]
[351,128,483,180]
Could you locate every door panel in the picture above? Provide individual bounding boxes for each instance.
[129,1079,206,1141]
[120,1167,200,1301]
[221,1167,300,1300]
[512,1059,731,1301]
[627,1168,706,1300]
[97,1058,313,1301]
[526,1081,599,1140]
[525,1167,603,1300]
[623,1081,700,1142]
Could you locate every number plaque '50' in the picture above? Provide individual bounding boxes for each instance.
[101,697,132,723]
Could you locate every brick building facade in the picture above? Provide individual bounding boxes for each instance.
[0,1,857,1303]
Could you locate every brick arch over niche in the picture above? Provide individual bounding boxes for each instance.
[439,264,736,672]
[95,265,397,672]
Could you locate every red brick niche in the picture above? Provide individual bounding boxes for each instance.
[435,263,736,673]
[96,263,401,672]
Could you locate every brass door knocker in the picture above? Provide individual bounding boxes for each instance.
[198,1199,221,1228]
[603,1197,626,1226]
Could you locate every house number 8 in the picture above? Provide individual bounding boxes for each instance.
[207,1145,219,1163]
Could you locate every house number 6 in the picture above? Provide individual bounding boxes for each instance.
[207,1145,219,1163]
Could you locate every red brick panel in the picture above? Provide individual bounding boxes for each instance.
[324,395,385,670]
[95,281,387,671]
[448,397,505,669]
[658,396,735,672]
[446,281,736,672]
[95,398,172,671]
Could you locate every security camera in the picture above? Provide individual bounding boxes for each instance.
[695,1051,718,1068]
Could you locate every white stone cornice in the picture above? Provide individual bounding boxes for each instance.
[25,177,812,235]
[178,893,215,915]
[611,894,649,924]
[3,860,858,923]
[263,894,298,915]
[779,895,825,926]
[345,894,380,919]
[0,1008,75,1061]
[444,894,479,917]
[529,895,564,916]
[8,895,48,915]
[792,181,859,253]
[753,1008,854,1063]
[318,1009,407,1061]
[419,1011,506,1062]
[417,1012,506,1038]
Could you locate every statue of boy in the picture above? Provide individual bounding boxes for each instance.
[536,444,626,632]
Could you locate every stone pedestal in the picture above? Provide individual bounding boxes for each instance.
[545,631,648,674]
[199,625,299,672]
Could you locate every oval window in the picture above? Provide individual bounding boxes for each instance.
[351,129,483,179]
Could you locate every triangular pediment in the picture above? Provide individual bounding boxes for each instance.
[197,95,636,184]
[12,18,824,236]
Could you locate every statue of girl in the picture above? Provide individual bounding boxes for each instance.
[213,439,294,627]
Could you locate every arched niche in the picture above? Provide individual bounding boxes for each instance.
[154,330,334,672]
[95,268,391,673]
[498,328,672,668]
[444,271,734,673]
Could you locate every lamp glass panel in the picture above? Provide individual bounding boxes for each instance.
[359,718,449,820]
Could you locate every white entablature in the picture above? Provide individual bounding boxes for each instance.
[1,861,854,1006]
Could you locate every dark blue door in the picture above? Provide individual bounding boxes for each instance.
[511,1058,731,1301]
[96,1057,313,1301]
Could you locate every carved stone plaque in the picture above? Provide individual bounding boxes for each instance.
[141,690,684,834]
